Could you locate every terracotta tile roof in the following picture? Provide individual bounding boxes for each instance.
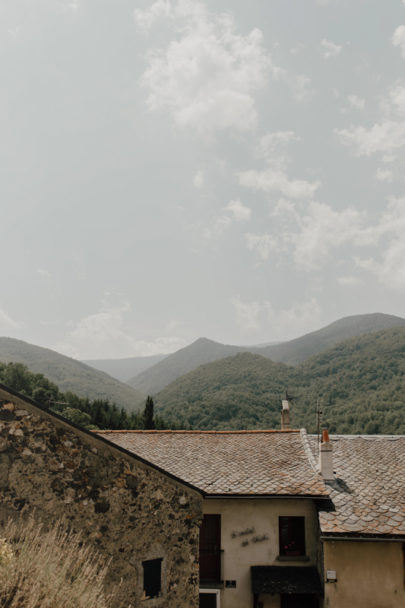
[308,435,405,538]
[96,430,329,497]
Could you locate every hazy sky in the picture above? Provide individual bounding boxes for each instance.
[1,0,405,359]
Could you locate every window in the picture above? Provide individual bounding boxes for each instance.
[279,517,306,557]
[199,514,221,583]
[142,558,162,599]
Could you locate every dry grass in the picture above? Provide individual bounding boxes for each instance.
[0,516,118,608]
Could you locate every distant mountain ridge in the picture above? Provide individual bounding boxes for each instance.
[128,337,246,394]
[82,354,167,383]
[253,312,405,365]
[129,313,405,395]
[0,337,144,412]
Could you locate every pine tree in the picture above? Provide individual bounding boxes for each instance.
[143,396,155,430]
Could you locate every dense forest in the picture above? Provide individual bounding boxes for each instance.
[0,362,164,430]
[155,327,405,435]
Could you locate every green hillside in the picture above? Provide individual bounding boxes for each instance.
[130,313,405,394]
[0,337,145,412]
[155,326,405,434]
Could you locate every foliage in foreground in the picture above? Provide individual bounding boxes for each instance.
[0,517,120,608]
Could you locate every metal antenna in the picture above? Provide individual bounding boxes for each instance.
[316,398,323,455]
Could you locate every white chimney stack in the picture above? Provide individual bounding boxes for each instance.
[281,399,291,430]
[319,429,334,480]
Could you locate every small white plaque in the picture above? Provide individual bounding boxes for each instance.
[326,570,337,581]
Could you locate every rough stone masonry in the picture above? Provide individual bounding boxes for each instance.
[0,387,203,607]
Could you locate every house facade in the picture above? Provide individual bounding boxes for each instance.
[310,433,405,608]
[100,427,405,608]
[97,429,330,608]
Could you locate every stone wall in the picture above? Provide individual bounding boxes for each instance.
[0,389,203,607]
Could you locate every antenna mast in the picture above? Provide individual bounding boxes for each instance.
[316,398,323,455]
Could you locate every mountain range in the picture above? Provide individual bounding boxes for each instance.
[0,312,404,432]
[127,313,405,395]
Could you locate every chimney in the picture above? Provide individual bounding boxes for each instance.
[319,429,334,480]
[281,399,291,430]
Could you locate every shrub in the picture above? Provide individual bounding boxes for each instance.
[0,516,121,608]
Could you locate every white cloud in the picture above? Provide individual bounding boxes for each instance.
[288,73,312,102]
[321,38,342,59]
[204,199,251,239]
[193,169,204,188]
[203,215,231,239]
[266,195,405,290]
[37,268,51,279]
[245,233,277,260]
[231,295,270,331]
[336,83,405,157]
[136,0,273,135]
[270,198,299,220]
[0,307,21,331]
[347,94,365,110]
[376,167,393,182]
[54,297,185,358]
[239,129,319,202]
[356,198,405,290]
[337,275,361,286]
[392,24,405,58]
[239,168,320,200]
[134,0,172,31]
[256,131,300,169]
[289,202,365,270]
[225,199,251,221]
[336,119,405,156]
[231,295,322,340]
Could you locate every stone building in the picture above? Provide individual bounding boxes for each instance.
[1,382,404,608]
[0,383,203,607]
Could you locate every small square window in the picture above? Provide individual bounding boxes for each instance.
[279,517,305,557]
[142,558,162,599]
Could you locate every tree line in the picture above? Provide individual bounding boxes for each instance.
[0,362,163,430]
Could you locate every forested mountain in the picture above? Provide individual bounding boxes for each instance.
[155,326,405,435]
[0,338,144,412]
[129,313,405,395]
[82,353,167,382]
[255,312,405,365]
[128,337,246,394]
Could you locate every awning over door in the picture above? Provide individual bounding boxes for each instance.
[251,566,322,595]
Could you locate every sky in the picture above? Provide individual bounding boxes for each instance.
[1,0,405,360]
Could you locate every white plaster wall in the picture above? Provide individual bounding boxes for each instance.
[202,498,320,608]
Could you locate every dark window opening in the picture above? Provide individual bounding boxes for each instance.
[281,594,318,608]
[199,514,221,583]
[142,558,162,599]
[199,593,217,608]
[279,516,306,557]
